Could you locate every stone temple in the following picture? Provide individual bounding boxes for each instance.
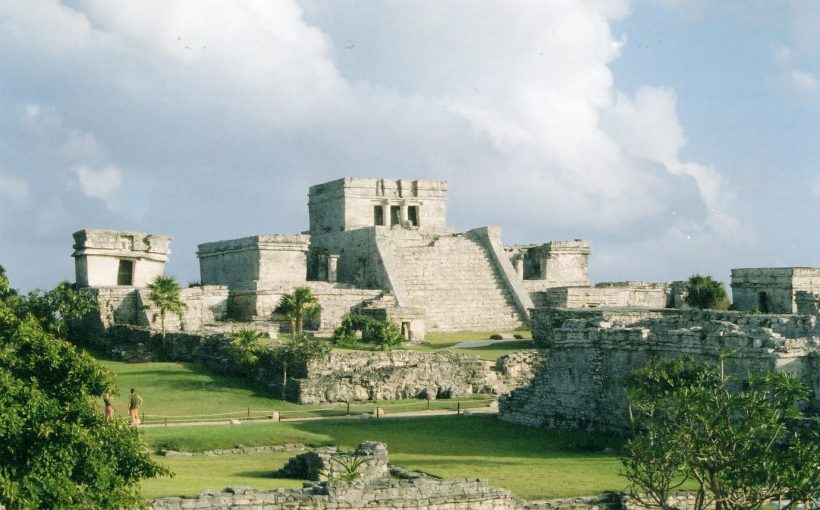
[73,177,820,340]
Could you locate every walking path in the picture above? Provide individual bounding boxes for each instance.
[447,338,524,349]
[140,405,498,428]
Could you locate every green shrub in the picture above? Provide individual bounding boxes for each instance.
[489,334,503,340]
[333,313,403,350]
[513,334,524,340]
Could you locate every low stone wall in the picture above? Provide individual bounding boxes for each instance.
[525,492,700,510]
[295,349,538,404]
[149,478,519,510]
[500,307,819,431]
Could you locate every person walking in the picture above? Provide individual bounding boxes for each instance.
[103,391,115,421]
[128,388,143,427]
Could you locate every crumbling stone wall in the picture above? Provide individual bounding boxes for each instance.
[536,282,669,309]
[500,308,819,431]
[274,442,389,482]
[796,290,820,315]
[298,351,491,404]
[294,349,539,404]
[150,440,519,510]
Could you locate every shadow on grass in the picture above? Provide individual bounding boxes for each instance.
[288,415,625,460]
[233,470,279,479]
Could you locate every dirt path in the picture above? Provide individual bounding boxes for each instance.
[139,406,498,428]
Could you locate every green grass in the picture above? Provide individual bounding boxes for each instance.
[95,357,494,424]
[140,452,304,499]
[140,415,625,499]
[401,330,534,360]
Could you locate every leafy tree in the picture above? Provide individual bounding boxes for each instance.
[0,278,170,509]
[274,287,321,338]
[332,312,404,350]
[145,275,187,338]
[684,274,730,310]
[278,335,330,399]
[226,328,265,368]
[0,264,11,299]
[622,357,819,510]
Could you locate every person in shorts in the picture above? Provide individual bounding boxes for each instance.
[103,391,115,420]
[128,388,143,427]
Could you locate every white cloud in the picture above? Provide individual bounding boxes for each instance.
[0,0,748,288]
[72,165,122,205]
[0,172,30,207]
[790,69,819,91]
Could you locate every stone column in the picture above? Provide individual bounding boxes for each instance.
[514,256,525,279]
[400,203,408,226]
[382,200,390,226]
[327,254,339,283]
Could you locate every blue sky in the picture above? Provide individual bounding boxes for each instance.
[0,0,817,292]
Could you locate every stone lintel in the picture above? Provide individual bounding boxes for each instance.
[72,229,171,261]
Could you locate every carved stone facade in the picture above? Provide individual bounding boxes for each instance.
[499,308,819,431]
[731,267,820,314]
[72,229,171,287]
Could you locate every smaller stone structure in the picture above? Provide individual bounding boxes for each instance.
[507,240,591,290]
[274,442,389,482]
[198,235,310,288]
[534,281,669,309]
[731,267,820,313]
[150,442,520,510]
[72,229,171,287]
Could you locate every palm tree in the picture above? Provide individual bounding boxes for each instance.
[274,287,321,338]
[684,274,730,310]
[146,275,187,338]
[229,328,264,366]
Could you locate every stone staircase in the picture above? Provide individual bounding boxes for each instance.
[381,232,525,331]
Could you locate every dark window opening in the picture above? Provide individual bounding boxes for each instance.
[390,205,401,226]
[374,205,384,226]
[117,260,134,286]
[758,292,769,313]
[407,206,419,226]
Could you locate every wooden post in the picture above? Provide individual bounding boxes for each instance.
[426,397,430,410]
[142,412,145,423]
[164,417,167,427]
[457,402,461,415]
[247,408,250,419]
[346,402,350,415]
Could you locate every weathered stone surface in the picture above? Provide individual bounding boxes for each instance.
[294,349,539,404]
[731,267,820,313]
[73,229,171,288]
[534,282,669,309]
[148,442,522,509]
[500,307,819,431]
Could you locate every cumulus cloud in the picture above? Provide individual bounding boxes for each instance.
[72,165,122,205]
[0,0,745,289]
[0,172,30,208]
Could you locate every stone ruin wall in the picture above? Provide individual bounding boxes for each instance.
[796,290,820,316]
[295,349,539,404]
[535,282,669,309]
[88,285,229,333]
[227,280,382,334]
[731,267,820,314]
[499,308,819,431]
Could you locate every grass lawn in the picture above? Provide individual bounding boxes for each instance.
[141,415,626,500]
[95,357,494,424]
[401,330,535,361]
[140,452,304,499]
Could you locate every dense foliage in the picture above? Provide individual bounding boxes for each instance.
[0,268,170,509]
[684,274,730,310]
[622,357,819,510]
[146,275,187,337]
[331,312,404,350]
